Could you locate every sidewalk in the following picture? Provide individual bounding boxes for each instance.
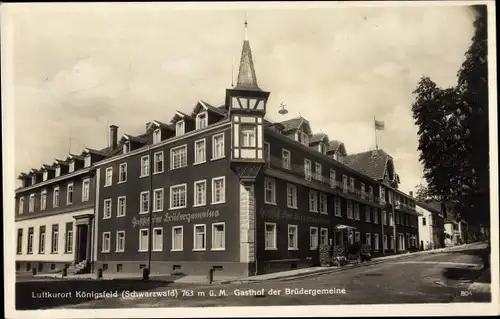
[468,267,491,293]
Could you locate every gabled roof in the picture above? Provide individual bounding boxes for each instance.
[41,164,56,171]
[192,100,226,117]
[152,120,175,130]
[278,116,312,134]
[69,154,85,161]
[344,149,391,181]
[54,159,70,166]
[82,147,108,156]
[30,168,41,174]
[171,111,193,123]
[416,200,443,214]
[121,134,147,144]
[310,133,329,144]
[18,173,29,179]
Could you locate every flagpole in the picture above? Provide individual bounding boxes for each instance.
[374,116,378,150]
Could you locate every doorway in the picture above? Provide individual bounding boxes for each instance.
[76,224,88,262]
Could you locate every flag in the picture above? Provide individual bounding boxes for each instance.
[375,119,385,131]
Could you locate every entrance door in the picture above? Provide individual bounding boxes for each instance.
[76,224,88,262]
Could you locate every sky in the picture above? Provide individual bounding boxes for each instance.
[4,2,477,193]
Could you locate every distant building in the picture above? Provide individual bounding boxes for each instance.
[416,200,445,250]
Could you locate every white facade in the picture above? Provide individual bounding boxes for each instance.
[16,208,93,263]
[417,205,433,250]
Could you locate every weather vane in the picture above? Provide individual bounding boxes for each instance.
[278,102,288,115]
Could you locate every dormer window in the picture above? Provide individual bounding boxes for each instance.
[43,171,48,181]
[318,142,326,154]
[153,129,162,144]
[31,175,36,185]
[176,120,185,136]
[55,167,61,177]
[123,141,130,154]
[84,155,91,168]
[240,124,256,147]
[69,161,75,173]
[196,112,208,130]
[297,131,309,146]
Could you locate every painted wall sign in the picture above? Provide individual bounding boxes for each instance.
[132,209,220,228]
[259,208,329,224]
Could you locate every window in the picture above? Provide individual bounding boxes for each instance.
[38,226,46,254]
[194,139,206,164]
[309,190,318,212]
[51,225,59,254]
[355,231,361,243]
[354,203,360,220]
[171,145,187,169]
[123,141,130,154]
[66,183,74,205]
[52,186,59,208]
[43,171,48,181]
[65,222,73,253]
[153,228,163,251]
[319,142,327,154]
[304,159,312,181]
[286,184,297,208]
[383,211,387,225]
[349,177,355,192]
[265,223,277,250]
[154,152,164,173]
[330,169,336,188]
[82,178,90,202]
[40,190,47,211]
[298,131,309,145]
[374,233,380,250]
[383,235,388,249]
[264,178,276,204]
[69,161,75,173]
[105,167,113,186]
[319,193,328,214]
[140,155,150,177]
[117,196,126,217]
[310,227,319,250]
[240,124,256,147]
[365,206,371,222]
[17,229,23,254]
[140,191,149,214]
[315,163,322,181]
[55,167,61,177]
[84,155,91,167]
[194,180,207,207]
[153,188,164,212]
[288,225,298,250]
[193,224,206,251]
[18,197,24,215]
[32,175,36,185]
[170,184,187,209]
[27,227,34,254]
[212,133,225,159]
[366,233,372,246]
[361,183,366,199]
[102,232,111,252]
[422,217,426,226]
[29,194,35,212]
[342,175,348,193]
[212,177,226,204]
[196,112,207,130]
[368,186,374,200]
[176,120,185,136]
[139,229,149,252]
[153,128,162,143]
[380,186,386,202]
[374,209,379,224]
[212,223,225,250]
[282,149,291,169]
[172,226,183,251]
[320,228,329,246]
[334,198,341,217]
[389,213,393,226]
[103,199,112,219]
[118,163,127,182]
[264,142,270,167]
[116,231,125,252]
[347,200,353,219]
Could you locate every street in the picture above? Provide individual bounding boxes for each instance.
[17,244,490,309]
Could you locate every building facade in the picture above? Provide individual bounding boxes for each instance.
[416,200,445,250]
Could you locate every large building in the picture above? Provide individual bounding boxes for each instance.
[416,200,446,250]
[15,21,420,277]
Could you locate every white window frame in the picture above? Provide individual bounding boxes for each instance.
[123,141,130,154]
[374,209,379,224]
[288,224,298,250]
[330,169,336,188]
[240,124,256,147]
[194,180,207,207]
[264,177,276,205]
[69,161,75,173]
[196,112,208,130]
[342,175,348,193]
[140,155,150,177]
[52,186,60,208]
[27,228,34,254]
[349,177,355,192]
[66,182,74,205]
[211,177,226,204]
[40,190,47,211]
[51,226,59,253]
[43,171,48,181]
[140,191,150,214]
[334,198,341,217]
[152,227,163,252]
[286,184,298,209]
[304,159,312,181]
[39,228,46,254]
[354,203,360,220]
[171,226,183,251]
[153,188,164,212]
[319,193,328,214]
[347,200,353,219]
[264,222,277,250]
[153,128,162,143]
[170,145,188,170]
[117,196,126,217]
[320,228,329,246]
[193,224,206,251]
[176,120,185,136]
[82,178,90,202]
[154,151,164,174]
[315,162,322,181]
[355,231,361,243]
[194,138,206,165]
[212,133,225,160]
[282,149,291,170]
[309,190,318,212]
[116,231,125,252]
[170,184,187,210]
[103,198,112,219]
[374,233,380,250]
[29,194,35,213]
[366,233,372,246]
[118,163,127,183]
[101,232,111,253]
[18,197,24,215]
[365,205,371,222]
[31,175,36,185]
[310,227,319,250]
[139,228,149,252]
[361,183,366,199]
[211,222,226,251]
[84,155,91,168]
[65,225,73,254]
[55,167,61,177]
[105,167,113,187]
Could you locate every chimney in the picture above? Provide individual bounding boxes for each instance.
[110,125,118,150]
[409,191,413,197]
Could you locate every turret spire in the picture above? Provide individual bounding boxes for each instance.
[235,16,261,91]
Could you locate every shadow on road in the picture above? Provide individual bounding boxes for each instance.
[16,278,173,310]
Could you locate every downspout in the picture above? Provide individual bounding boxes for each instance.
[147,146,153,273]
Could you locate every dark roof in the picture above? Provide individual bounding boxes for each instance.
[54,159,70,166]
[310,133,328,144]
[278,117,308,132]
[328,140,343,152]
[122,134,147,144]
[199,100,226,116]
[83,147,108,156]
[151,120,175,131]
[42,164,56,171]
[344,149,390,181]
[234,40,261,91]
[416,200,443,214]
[69,154,85,161]
[216,104,228,114]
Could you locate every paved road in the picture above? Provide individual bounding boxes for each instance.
[52,243,489,309]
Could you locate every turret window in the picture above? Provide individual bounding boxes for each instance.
[240,124,256,147]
